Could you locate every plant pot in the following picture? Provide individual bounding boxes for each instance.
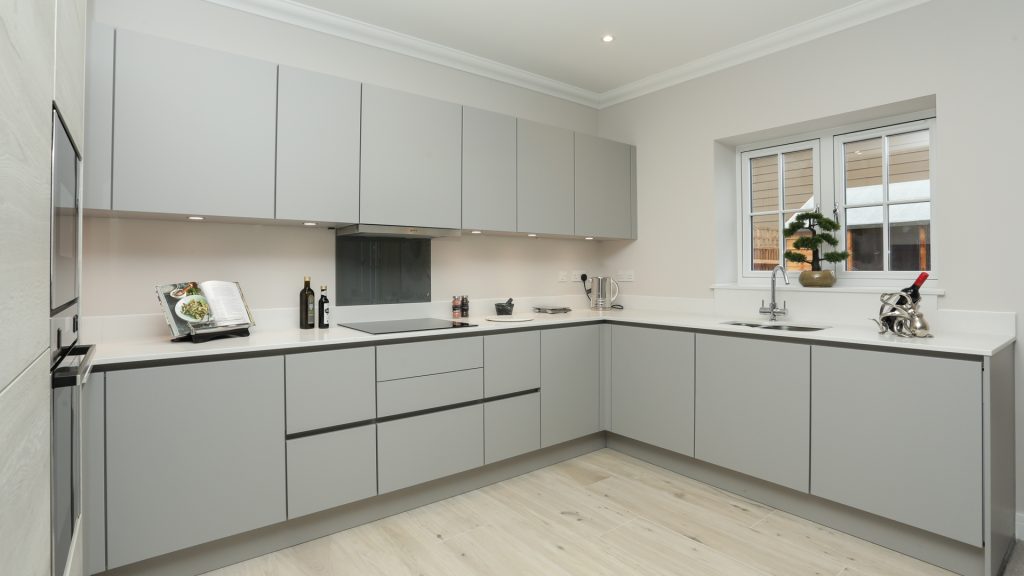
[798,270,836,288]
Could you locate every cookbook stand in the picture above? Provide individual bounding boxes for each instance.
[172,326,251,344]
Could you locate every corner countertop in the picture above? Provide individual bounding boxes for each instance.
[89,307,1015,369]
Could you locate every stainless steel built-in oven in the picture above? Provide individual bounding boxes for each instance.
[50,104,92,576]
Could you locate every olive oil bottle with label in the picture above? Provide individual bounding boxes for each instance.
[318,285,330,329]
[299,276,315,329]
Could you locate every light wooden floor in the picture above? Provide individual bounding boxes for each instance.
[206,449,955,576]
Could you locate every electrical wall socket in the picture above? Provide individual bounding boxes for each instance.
[558,271,568,283]
[614,270,635,282]
[571,270,585,282]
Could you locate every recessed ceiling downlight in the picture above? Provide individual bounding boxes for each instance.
[602,34,614,43]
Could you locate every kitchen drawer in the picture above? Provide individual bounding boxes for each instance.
[286,347,375,434]
[286,425,377,519]
[484,331,540,397]
[377,405,483,493]
[377,368,482,417]
[485,393,540,464]
[376,337,482,381]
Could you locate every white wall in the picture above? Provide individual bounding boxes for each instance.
[596,0,1024,512]
[83,0,602,317]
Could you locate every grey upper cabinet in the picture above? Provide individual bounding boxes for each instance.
[611,326,694,456]
[810,346,982,546]
[694,335,810,492]
[517,119,574,236]
[83,23,114,211]
[105,357,285,569]
[276,66,360,223]
[112,30,277,218]
[462,107,516,232]
[574,134,633,239]
[360,85,462,229]
[541,325,600,447]
[484,330,540,397]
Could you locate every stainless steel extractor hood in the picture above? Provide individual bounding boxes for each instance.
[335,224,461,238]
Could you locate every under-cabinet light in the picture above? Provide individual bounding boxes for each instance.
[188,216,204,221]
[602,35,614,43]
[303,222,317,226]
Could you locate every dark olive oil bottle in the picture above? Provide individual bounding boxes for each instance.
[299,276,315,329]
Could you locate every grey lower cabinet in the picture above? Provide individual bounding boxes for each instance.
[376,336,483,382]
[574,134,633,239]
[810,346,983,546]
[105,357,285,569]
[484,330,540,397]
[360,84,462,229]
[462,107,517,232]
[112,30,277,218]
[541,325,600,447]
[485,393,541,464]
[285,347,375,434]
[694,335,810,492]
[517,119,574,236]
[276,66,361,223]
[610,326,694,456]
[377,405,484,493]
[286,425,377,519]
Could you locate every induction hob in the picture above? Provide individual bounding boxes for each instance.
[339,318,477,335]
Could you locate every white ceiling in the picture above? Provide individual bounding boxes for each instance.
[206,0,931,107]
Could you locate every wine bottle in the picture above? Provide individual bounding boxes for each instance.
[318,285,330,329]
[299,276,315,329]
[902,272,929,304]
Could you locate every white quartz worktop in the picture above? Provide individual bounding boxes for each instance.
[89,306,1015,368]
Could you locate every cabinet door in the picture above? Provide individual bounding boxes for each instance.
[611,326,694,456]
[105,357,285,568]
[541,325,600,447]
[276,66,361,224]
[811,346,982,545]
[287,425,376,519]
[517,120,574,236]
[83,23,114,211]
[286,347,375,434]
[462,107,516,232]
[485,393,540,464]
[574,134,632,239]
[376,336,482,381]
[695,335,810,492]
[377,405,483,493]
[112,30,277,218]
[484,330,540,397]
[377,368,483,417]
[360,85,461,229]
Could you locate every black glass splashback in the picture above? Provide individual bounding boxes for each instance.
[336,237,431,305]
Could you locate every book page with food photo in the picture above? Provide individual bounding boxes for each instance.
[156,280,255,342]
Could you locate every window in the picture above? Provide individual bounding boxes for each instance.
[741,141,820,274]
[737,113,935,282]
[837,120,933,275]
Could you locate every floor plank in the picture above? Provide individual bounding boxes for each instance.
[204,449,956,576]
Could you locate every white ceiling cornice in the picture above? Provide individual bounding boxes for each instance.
[202,0,604,107]
[599,0,932,108]
[203,0,931,110]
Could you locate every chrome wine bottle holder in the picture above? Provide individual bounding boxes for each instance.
[873,292,933,338]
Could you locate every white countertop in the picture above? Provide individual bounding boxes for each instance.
[90,307,1015,367]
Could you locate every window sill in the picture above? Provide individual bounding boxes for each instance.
[711,283,945,296]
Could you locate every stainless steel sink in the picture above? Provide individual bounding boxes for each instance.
[722,321,765,328]
[759,324,827,332]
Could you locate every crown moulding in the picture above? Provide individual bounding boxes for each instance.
[202,0,932,110]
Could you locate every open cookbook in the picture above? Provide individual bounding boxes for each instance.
[156,281,255,342]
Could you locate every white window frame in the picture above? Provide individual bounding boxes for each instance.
[834,118,937,283]
[739,139,821,280]
[734,109,937,286]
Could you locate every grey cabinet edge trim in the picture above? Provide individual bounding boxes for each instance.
[286,388,540,441]
[93,318,986,372]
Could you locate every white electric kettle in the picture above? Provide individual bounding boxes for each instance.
[583,275,620,310]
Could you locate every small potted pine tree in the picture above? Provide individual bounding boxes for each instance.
[783,212,849,287]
